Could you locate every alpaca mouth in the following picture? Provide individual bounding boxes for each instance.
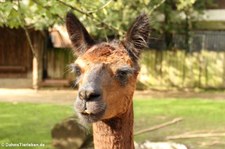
[81,109,93,115]
[79,108,106,123]
[75,97,106,123]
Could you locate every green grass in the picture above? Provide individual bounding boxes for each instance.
[0,98,225,149]
[0,102,73,149]
[134,98,225,149]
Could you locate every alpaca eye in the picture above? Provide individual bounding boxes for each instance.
[116,67,134,79]
[115,67,134,86]
[115,70,129,86]
[71,64,82,77]
[117,70,128,78]
[74,66,81,76]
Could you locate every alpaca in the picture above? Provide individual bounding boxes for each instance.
[66,12,149,149]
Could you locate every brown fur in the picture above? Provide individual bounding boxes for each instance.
[66,12,149,149]
[93,103,134,149]
[75,43,136,120]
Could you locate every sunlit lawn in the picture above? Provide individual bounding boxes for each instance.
[0,98,225,149]
[134,98,225,149]
[0,103,73,149]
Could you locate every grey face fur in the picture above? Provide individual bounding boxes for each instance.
[74,64,107,123]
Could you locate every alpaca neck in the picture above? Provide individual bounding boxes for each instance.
[93,103,134,149]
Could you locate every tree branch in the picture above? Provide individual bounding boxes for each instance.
[87,0,113,14]
[134,117,183,136]
[32,0,64,21]
[17,0,36,57]
[55,0,124,35]
[24,27,36,57]
[56,0,89,15]
[166,132,225,140]
[149,0,165,15]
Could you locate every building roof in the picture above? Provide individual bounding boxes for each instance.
[49,25,72,48]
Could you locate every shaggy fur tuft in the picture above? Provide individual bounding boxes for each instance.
[123,13,149,61]
[66,11,95,55]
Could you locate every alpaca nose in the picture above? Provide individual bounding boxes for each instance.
[78,88,101,101]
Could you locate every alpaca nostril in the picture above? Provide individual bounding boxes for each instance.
[89,92,101,99]
[79,90,101,101]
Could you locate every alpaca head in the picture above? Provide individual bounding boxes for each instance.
[66,12,149,123]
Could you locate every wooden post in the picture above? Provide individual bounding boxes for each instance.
[31,32,44,89]
[33,56,39,89]
[204,53,208,87]
[182,52,186,87]
[198,52,202,88]
[223,52,225,87]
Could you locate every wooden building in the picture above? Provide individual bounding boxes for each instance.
[0,26,74,89]
[0,27,44,88]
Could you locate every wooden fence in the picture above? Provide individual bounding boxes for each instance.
[46,48,225,89]
[139,50,225,89]
[46,48,74,80]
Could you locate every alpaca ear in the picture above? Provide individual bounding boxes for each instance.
[123,13,149,61]
[66,11,95,55]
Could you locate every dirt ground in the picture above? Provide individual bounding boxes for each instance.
[0,88,224,105]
